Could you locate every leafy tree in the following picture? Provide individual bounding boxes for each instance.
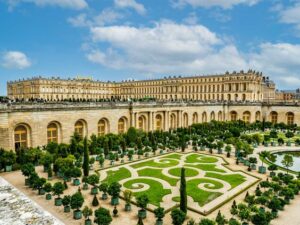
[199,218,216,225]
[82,206,93,221]
[228,218,241,225]
[21,163,35,178]
[225,145,232,157]
[94,207,112,225]
[99,183,109,194]
[251,211,271,225]
[281,154,294,174]
[154,207,165,223]
[136,194,149,211]
[92,195,99,206]
[70,192,84,211]
[171,209,186,225]
[82,137,89,177]
[87,174,100,188]
[62,195,71,207]
[180,167,187,213]
[52,182,65,199]
[215,211,227,225]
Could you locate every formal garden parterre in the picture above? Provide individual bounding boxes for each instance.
[1,120,300,225]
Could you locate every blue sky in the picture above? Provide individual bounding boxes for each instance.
[1,0,300,95]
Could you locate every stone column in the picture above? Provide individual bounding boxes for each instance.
[165,111,169,131]
[178,110,183,127]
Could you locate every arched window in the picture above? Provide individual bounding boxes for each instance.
[75,120,84,137]
[98,119,109,136]
[243,111,251,123]
[47,123,58,143]
[138,116,146,131]
[155,115,163,130]
[192,113,198,124]
[287,112,294,125]
[270,112,278,124]
[170,114,177,129]
[255,111,261,121]
[218,111,223,121]
[118,117,127,134]
[202,112,207,123]
[14,125,28,150]
[183,113,188,128]
[210,112,215,121]
[230,111,238,121]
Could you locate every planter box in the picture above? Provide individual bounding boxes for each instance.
[73,178,80,186]
[5,165,12,172]
[125,203,132,212]
[64,205,71,213]
[85,219,92,225]
[217,149,222,154]
[111,197,119,205]
[156,220,163,225]
[251,164,256,170]
[91,187,98,195]
[110,161,115,166]
[73,210,82,220]
[258,166,266,174]
[46,193,52,200]
[138,209,147,219]
[102,193,108,200]
[38,188,45,195]
[55,198,62,206]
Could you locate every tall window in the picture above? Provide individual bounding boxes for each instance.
[155,115,162,130]
[210,112,215,121]
[202,112,207,123]
[255,111,261,121]
[270,112,278,124]
[118,118,126,134]
[15,125,28,150]
[183,113,188,128]
[98,119,107,136]
[75,120,84,137]
[47,123,58,143]
[218,111,223,121]
[170,114,176,129]
[243,112,251,123]
[138,116,145,131]
[192,113,198,124]
[230,111,238,121]
[287,113,294,125]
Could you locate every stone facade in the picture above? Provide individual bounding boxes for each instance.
[7,70,275,102]
[0,102,299,151]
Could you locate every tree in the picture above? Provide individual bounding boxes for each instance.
[62,195,71,212]
[171,209,186,225]
[21,163,35,178]
[225,145,232,157]
[82,137,89,177]
[281,154,294,174]
[251,211,270,225]
[82,206,93,222]
[136,194,149,218]
[108,182,121,205]
[199,218,216,225]
[70,192,84,211]
[52,182,65,199]
[154,207,165,223]
[94,207,112,225]
[180,167,187,213]
[215,211,227,225]
[87,174,100,188]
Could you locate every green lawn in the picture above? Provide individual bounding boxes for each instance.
[186,178,223,206]
[186,163,226,173]
[205,172,246,189]
[257,131,300,142]
[138,168,178,186]
[168,167,199,177]
[161,153,182,160]
[131,158,179,169]
[123,178,171,207]
[185,154,219,164]
[102,167,131,184]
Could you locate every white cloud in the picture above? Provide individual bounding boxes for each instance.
[84,21,300,89]
[1,51,31,69]
[249,43,300,88]
[7,0,88,10]
[172,0,260,9]
[114,0,146,15]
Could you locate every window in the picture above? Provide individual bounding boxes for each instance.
[287,113,294,125]
[75,120,84,137]
[243,112,251,123]
[270,112,278,124]
[14,125,28,150]
[98,119,107,136]
[183,113,188,128]
[118,118,126,134]
[47,123,58,143]
[155,115,163,130]
[231,111,238,121]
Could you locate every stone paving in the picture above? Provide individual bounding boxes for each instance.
[0,177,64,225]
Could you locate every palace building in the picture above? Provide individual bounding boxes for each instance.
[7,70,276,102]
[1,71,298,151]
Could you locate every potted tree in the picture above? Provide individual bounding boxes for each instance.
[217,141,224,154]
[137,194,149,219]
[249,157,257,170]
[87,174,100,195]
[62,195,71,213]
[99,155,105,168]
[128,150,134,161]
[94,207,112,225]
[52,182,65,206]
[47,166,53,180]
[70,192,84,220]
[21,163,35,186]
[171,209,186,225]
[72,167,82,186]
[3,151,16,172]
[82,206,93,225]
[40,152,53,172]
[108,182,121,205]
[123,189,132,211]
[154,207,165,225]
[44,182,52,200]
[99,182,109,200]
[34,177,46,195]
[82,176,89,190]
[89,157,95,170]
[225,145,232,158]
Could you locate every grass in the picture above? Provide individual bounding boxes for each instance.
[186,163,226,173]
[185,154,218,164]
[123,178,171,207]
[205,172,246,189]
[138,168,178,186]
[168,167,199,177]
[187,178,223,206]
[257,131,300,142]
[131,158,179,169]
[101,167,132,184]
[161,153,182,160]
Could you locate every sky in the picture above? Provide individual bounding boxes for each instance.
[1,0,300,95]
